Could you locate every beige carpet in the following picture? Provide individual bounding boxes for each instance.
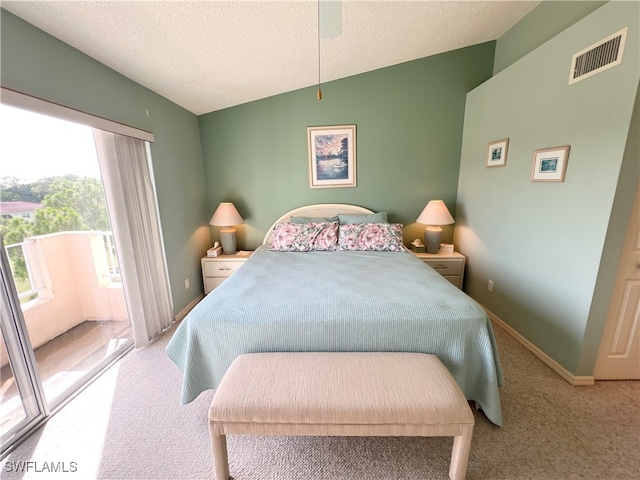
[1,322,638,480]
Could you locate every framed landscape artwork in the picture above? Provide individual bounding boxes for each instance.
[307,125,356,188]
[531,145,570,182]
[486,138,509,167]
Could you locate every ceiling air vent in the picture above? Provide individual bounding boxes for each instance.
[569,27,628,85]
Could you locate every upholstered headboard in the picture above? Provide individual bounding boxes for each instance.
[262,203,374,245]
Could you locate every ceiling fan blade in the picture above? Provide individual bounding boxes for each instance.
[319,0,342,39]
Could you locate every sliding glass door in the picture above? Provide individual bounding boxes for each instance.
[0,104,134,454]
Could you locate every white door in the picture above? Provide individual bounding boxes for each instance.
[594,183,640,380]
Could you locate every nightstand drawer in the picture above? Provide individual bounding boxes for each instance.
[203,261,244,277]
[413,251,465,290]
[443,275,463,289]
[201,252,253,294]
[423,259,463,276]
[205,277,227,292]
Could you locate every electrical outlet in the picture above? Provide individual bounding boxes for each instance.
[488,280,494,292]
[184,278,190,289]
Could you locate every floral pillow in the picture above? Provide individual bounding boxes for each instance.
[270,222,338,252]
[338,223,404,252]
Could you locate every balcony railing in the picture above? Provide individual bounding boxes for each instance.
[5,232,121,303]
[2,230,129,361]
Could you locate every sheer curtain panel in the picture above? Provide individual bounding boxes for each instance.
[93,131,173,347]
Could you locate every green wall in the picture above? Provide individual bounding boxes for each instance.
[199,43,495,249]
[0,10,210,315]
[457,1,639,375]
[493,1,607,74]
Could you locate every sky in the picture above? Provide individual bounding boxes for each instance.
[0,104,101,184]
[315,133,347,157]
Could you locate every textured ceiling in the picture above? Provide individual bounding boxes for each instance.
[3,1,540,115]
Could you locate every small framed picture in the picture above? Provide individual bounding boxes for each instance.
[531,145,570,182]
[307,125,357,188]
[486,138,509,168]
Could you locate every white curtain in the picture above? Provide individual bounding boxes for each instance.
[93,131,173,347]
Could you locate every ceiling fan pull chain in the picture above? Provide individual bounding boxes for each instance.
[317,0,322,100]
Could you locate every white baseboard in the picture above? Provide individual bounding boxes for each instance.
[174,293,204,323]
[484,307,595,386]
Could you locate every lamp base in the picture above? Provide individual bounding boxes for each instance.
[424,226,443,254]
[219,227,237,255]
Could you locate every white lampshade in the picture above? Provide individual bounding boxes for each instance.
[416,200,454,254]
[209,202,244,227]
[416,200,454,226]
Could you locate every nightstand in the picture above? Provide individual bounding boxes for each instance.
[413,251,465,289]
[201,251,252,294]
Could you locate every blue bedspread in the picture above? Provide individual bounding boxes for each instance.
[166,247,504,425]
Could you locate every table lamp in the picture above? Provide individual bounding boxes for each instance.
[416,200,454,254]
[209,202,244,255]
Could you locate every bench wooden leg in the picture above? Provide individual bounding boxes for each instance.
[211,430,229,480]
[449,425,473,480]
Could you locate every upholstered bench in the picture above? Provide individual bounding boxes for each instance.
[208,352,474,480]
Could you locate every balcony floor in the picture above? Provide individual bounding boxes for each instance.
[1,320,131,436]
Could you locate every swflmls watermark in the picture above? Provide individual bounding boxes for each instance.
[3,461,78,473]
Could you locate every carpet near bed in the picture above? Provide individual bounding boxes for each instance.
[3,323,638,480]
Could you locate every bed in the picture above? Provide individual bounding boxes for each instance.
[166,204,504,426]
